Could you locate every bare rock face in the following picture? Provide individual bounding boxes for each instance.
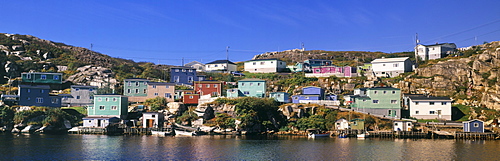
[66,65,117,89]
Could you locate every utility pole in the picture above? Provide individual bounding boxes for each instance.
[226,46,230,73]
[415,33,419,65]
[90,43,93,51]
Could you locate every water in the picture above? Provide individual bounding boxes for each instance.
[1,134,500,160]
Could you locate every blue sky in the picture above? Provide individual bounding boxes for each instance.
[2,1,500,66]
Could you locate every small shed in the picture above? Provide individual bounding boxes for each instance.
[393,120,413,131]
[83,117,120,128]
[142,112,165,128]
[463,119,484,133]
[350,118,365,130]
[335,118,349,130]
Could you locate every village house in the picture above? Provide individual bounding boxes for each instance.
[226,79,266,98]
[18,84,62,107]
[463,119,484,133]
[415,43,456,61]
[305,66,358,78]
[194,80,223,97]
[87,94,129,119]
[170,66,203,85]
[269,92,290,103]
[244,58,286,73]
[350,87,401,118]
[204,60,237,72]
[371,57,413,78]
[123,78,149,102]
[291,86,339,105]
[393,120,413,131]
[21,72,63,84]
[62,85,97,107]
[183,93,200,105]
[290,59,332,73]
[335,118,349,130]
[142,112,165,128]
[403,94,452,120]
[184,61,205,72]
[350,119,365,130]
[147,82,176,102]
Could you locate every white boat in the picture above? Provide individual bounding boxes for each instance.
[307,129,330,138]
[151,128,172,136]
[357,132,369,138]
[174,129,198,136]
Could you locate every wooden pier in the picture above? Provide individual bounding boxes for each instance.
[455,132,496,140]
[368,131,429,139]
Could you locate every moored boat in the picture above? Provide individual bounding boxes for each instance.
[151,128,172,136]
[307,129,330,138]
[174,129,198,136]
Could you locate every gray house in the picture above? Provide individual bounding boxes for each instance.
[62,85,97,107]
[18,84,62,107]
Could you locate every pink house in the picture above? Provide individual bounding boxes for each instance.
[305,66,357,78]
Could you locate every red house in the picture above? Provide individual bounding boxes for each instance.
[194,81,223,97]
[183,94,199,104]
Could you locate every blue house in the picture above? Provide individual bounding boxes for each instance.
[170,66,203,85]
[292,86,324,103]
[463,119,484,133]
[269,92,290,103]
[18,84,62,107]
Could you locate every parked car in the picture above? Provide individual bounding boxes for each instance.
[231,71,245,76]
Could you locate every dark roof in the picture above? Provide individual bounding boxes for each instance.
[246,58,283,62]
[170,66,196,70]
[408,95,451,101]
[147,82,176,86]
[206,60,236,65]
[124,78,149,81]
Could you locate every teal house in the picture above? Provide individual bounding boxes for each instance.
[269,92,290,103]
[123,78,149,97]
[21,72,63,84]
[350,87,401,118]
[88,95,129,119]
[238,79,266,98]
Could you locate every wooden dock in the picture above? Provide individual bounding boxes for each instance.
[368,131,429,139]
[455,132,496,140]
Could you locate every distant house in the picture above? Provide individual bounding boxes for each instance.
[237,79,266,98]
[205,60,237,72]
[63,85,97,107]
[124,78,149,97]
[463,119,484,133]
[18,84,61,107]
[170,66,202,85]
[292,86,324,103]
[269,92,290,103]
[244,59,286,73]
[142,112,165,128]
[147,82,176,102]
[350,87,401,118]
[305,66,358,78]
[415,43,456,61]
[183,93,199,104]
[83,116,120,128]
[403,94,452,120]
[350,119,365,130]
[291,59,332,73]
[393,120,413,131]
[88,95,128,119]
[194,81,223,97]
[184,61,205,72]
[371,57,413,78]
[335,118,349,130]
[226,88,243,98]
[21,72,63,84]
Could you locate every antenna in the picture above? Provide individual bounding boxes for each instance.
[301,42,304,61]
[226,46,230,73]
[90,43,93,51]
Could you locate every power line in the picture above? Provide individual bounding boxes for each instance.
[422,19,500,44]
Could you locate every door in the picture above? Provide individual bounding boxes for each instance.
[437,110,442,119]
[147,119,154,128]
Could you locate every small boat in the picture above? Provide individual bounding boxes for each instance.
[174,129,198,136]
[151,128,172,136]
[307,129,330,138]
[338,133,348,138]
[357,132,369,138]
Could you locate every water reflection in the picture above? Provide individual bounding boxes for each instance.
[2,134,500,160]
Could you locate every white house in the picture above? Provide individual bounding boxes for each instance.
[404,94,452,120]
[205,60,237,72]
[244,59,286,73]
[393,121,413,131]
[184,61,205,72]
[371,57,413,78]
[415,43,456,61]
[335,118,350,130]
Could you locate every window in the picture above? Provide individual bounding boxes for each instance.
[305,96,309,99]
[99,106,105,110]
[363,99,367,102]
[143,89,147,93]
[182,69,186,72]
[474,123,479,127]
[41,75,47,80]
[257,83,261,86]
[174,76,180,83]
[189,96,193,99]
[206,84,210,88]
[90,96,93,100]
[76,96,80,99]
[89,88,93,92]
[241,83,245,86]
[27,89,31,93]
[429,111,435,114]
[26,74,31,79]
[441,102,447,105]
[175,69,179,72]
[393,64,398,67]
[214,65,218,67]
[391,100,397,104]
[294,97,298,100]
[415,102,419,105]
[165,93,171,98]
[392,91,396,94]
[111,106,117,110]
[253,62,256,65]
[144,82,147,85]
[243,91,250,95]
[36,97,43,103]
[373,100,379,104]
[212,92,218,96]
[153,85,156,89]
[383,91,387,94]
[250,83,253,86]
[41,90,45,93]
[415,111,419,114]
[105,98,109,101]
[189,69,193,72]
[374,91,378,94]
[75,88,80,91]
[383,64,386,66]
[154,93,158,96]
[260,62,265,65]
[166,86,170,88]
[113,98,117,102]
[54,75,59,80]
[51,98,58,104]
[127,89,131,93]
[429,102,435,105]
[135,89,139,93]
[128,82,132,86]
[98,98,102,102]
[214,84,218,88]
[315,69,320,72]
[27,97,31,100]
[198,84,202,88]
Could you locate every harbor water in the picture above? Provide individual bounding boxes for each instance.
[1,134,500,160]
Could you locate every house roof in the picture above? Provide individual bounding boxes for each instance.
[22,72,63,75]
[206,60,236,65]
[238,78,266,82]
[194,80,223,84]
[307,59,332,61]
[463,119,484,123]
[368,87,400,90]
[184,61,204,66]
[147,82,176,86]
[124,78,149,81]
[245,58,283,62]
[418,43,456,47]
[18,84,50,89]
[371,57,410,63]
[71,85,98,88]
[408,95,451,101]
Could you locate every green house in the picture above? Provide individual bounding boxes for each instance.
[21,72,63,84]
[237,79,266,98]
[351,87,401,118]
[88,95,129,119]
[123,78,149,97]
[350,119,365,130]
